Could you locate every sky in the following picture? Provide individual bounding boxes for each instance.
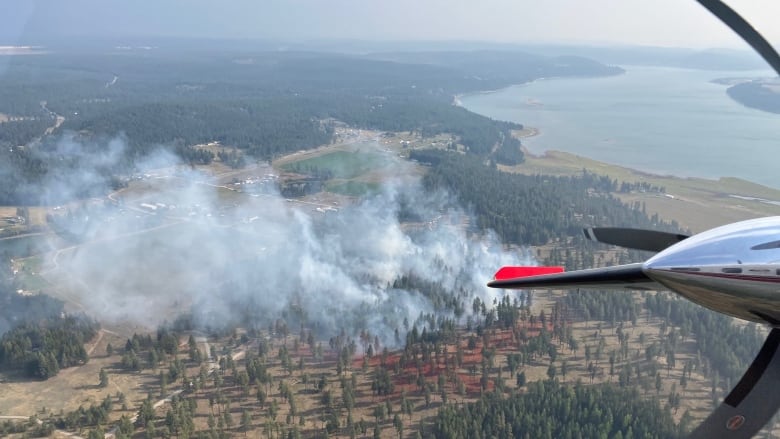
[3,0,780,50]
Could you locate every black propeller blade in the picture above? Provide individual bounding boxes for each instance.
[583,227,690,253]
[684,6,780,434]
[696,0,780,77]
[688,329,780,438]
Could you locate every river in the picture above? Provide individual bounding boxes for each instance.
[459,66,780,188]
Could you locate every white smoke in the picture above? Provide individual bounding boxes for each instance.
[41,134,532,345]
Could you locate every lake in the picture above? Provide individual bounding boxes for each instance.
[459,66,780,188]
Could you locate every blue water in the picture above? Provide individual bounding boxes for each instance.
[459,66,780,188]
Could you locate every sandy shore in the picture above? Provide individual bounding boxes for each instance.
[512,127,539,138]
[0,46,46,55]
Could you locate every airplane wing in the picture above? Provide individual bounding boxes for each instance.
[688,329,780,438]
[584,227,689,253]
[487,263,663,291]
[489,266,780,436]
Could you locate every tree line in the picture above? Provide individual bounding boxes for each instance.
[0,315,98,379]
[434,380,681,438]
[411,149,684,246]
[0,272,100,380]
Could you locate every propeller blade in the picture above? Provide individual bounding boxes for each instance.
[688,328,780,438]
[696,0,780,77]
[583,227,689,253]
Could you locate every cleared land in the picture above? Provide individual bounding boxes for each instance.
[0,329,151,417]
[504,147,780,232]
[0,206,48,228]
[281,150,386,180]
[274,131,419,199]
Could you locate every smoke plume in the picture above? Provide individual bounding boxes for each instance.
[38,134,531,344]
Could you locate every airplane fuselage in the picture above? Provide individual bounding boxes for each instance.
[644,216,780,325]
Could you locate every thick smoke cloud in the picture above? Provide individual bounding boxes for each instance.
[42,134,532,344]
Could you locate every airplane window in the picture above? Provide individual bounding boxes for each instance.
[752,240,780,250]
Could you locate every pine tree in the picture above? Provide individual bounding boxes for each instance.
[98,368,108,388]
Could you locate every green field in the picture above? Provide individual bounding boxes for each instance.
[281,150,385,179]
[15,255,51,291]
[325,180,381,196]
[0,234,53,259]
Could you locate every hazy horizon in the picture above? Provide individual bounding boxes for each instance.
[4,0,780,51]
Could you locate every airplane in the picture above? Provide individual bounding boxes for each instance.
[488,1,780,438]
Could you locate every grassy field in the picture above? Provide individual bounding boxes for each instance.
[325,180,381,197]
[0,206,47,227]
[274,135,414,200]
[281,150,386,180]
[0,328,155,425]
[505,149,780,232]
[12,255,51,291]
[0,234,54,259]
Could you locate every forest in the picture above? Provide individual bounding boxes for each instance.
[727,81,780,113]
[411,149,685,247]
[0,48,620,205]
[434,381,682,438]
[0,268,99,379]
[0,114,54,147]
[0,275,66,335]
[0,315,98,379]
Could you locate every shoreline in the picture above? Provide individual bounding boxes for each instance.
[452,76,566,108]
[508,142,780,232]
[0,46,47,56]
[512,126,540,139]
[453,69,628,108]
[459,66,780,189]
[515,123,780,188]
[510,121,780,208]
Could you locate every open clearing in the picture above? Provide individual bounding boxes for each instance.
[281,150,386,180]
[274,130,420,199]
[0,329,153,419]
[0,206,48,228]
